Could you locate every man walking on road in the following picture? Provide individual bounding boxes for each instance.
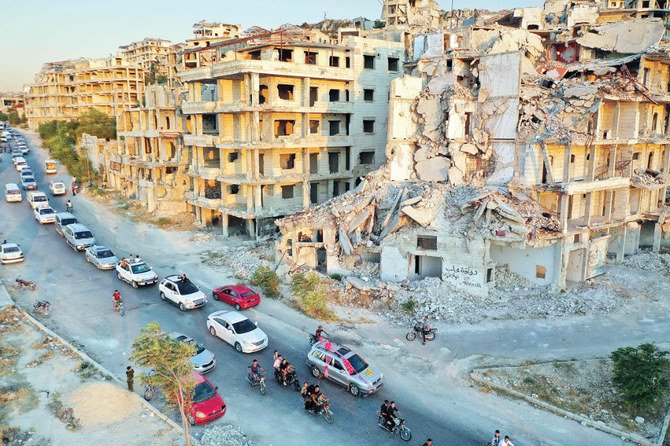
[126,366,134,391]
[489,430,501,446]
[71,182,77,196]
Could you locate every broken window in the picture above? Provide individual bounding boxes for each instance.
[387,57,399,71]
[309,120,320,134]
[281,185,294,199]
[633,152,641,161]
[228,152,239,163]
[247,50,261,60]
[364,89,374,102]
[359,151,374,164]
[364,55,375,69]
[166,167,177,174]
[417,236,438,251]
[259,85,268,104]
[643,67,650,86]
[310,183,318,203]
[486,268,493,283]
[278,48,293,62]
[277,84,294,100]
[536,265,547,279]
[345,56,351,68]
[329,56,340,67]
[329,89,340,102]
[228,184,239,194]
[274,120,295,137]
[464,112,472,136]
[280,153,296,170]
[328,152,340,173]
[304,51,318,65]
[309,153,318,174]
[570,154,576,163]
[329,120,340,136]
[388,4,396,13]
[202,114,218,134]
[309,87,318,106]
[653,112,659,132]
[363,119,375,133]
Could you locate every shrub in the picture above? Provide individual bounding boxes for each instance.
[611,343,670,411]
[250,265,281,298]
[401,299,417,315]
[291,272,336,320]
[329,273,343,281]
[291,272,322,298]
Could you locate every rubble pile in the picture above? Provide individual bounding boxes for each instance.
[622,250,670,271]
[199,424,256,446]
[200,240,274,279]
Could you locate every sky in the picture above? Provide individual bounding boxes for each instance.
[0,0,542,92]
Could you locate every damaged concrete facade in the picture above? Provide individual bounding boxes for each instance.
[107,85,190,213]
[179,35,405,236]
[276,1,670,296]
[25,57,144,129]
[119,38,172,76]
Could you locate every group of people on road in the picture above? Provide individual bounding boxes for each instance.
[379,399,402,431]
[300,382,327,413]
[272,350,295,385]
[490,429,515,446]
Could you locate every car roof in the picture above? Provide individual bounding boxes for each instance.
[56,212,76,219]
[29,191,46,197]
[166,274,188,282]
[91,245,110,251]
[38,207,54,212]
[209,310,246,324]
[1,243,19,249]
[169,332,194,343]
[224,285,254,292]
[312,342,355,360]
[129,258,146,265]
[66,223,89,231]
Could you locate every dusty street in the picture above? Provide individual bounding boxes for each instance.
[0,131,659,445]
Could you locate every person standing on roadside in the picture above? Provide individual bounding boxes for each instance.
[501,435,515,446]
[126,366,134,391]
[113,289,122,311]
[489,430,501,446]
[71,181,77,196]
[421,315,431,345]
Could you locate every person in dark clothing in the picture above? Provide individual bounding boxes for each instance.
[126,366,134,391]
[386,401,401,430]
[422,440,433,446]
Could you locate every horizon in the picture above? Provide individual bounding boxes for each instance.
[0,0,542,92]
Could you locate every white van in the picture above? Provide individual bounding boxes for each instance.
[27,191,49,210]
[14,157,28,172]
[5,183,22,202]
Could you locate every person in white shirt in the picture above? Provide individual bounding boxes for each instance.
[501,436,514,446]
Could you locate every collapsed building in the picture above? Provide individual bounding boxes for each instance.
[276,0,670,295]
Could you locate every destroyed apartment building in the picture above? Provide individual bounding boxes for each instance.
[276,2,670,296]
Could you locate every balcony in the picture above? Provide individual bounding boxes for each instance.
[563,176,630,195]
[188,166,221,179]
[181,99,353,116]
[183,134,218,147]
[185,192,222,210]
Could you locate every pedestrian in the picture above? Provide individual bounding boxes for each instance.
[71,182,77,196]
[113,290,121,311]
[501,436,515,446]
[273,350,280,361]
[490,430,501,446]
[421,315,431,345]
[422,439,433,446]
[126,366,134,391]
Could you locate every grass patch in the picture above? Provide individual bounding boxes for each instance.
[291,272,337,321]
[74,360,99,381]
[329,273,343,281]
[250,265,281,298]
[401,299,417,315]
[47,392,80,431]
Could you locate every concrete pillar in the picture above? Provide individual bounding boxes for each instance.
[556,239,569,289]
[609,145,617,178]
[302,77,310,108]
[653,222,662,252]
[616,224,626,264]
[222,213,229,237]
[246,219,255,238]
[588,145,597,180]
[245,185,253,212]
[303,181,310,209]
[585,192,592,226]
[251,73,260,106]
[560,193,569,234]
[254,184,262,211]
[562,145,571,183]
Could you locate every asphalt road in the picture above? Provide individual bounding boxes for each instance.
[0,135,485,445]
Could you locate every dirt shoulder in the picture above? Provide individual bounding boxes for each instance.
[0,306,182,446]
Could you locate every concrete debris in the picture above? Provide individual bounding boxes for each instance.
[621,250,670,271]
[576,19,666,54]
[200,424,256,446]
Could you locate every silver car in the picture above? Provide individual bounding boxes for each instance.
[85,245,118,270]
[55,212,78,236]
[306,341,384,397]
[169,332,216,373]
[63,223,95,251]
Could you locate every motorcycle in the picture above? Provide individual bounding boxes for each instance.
[304,395,334,424]
[32,300,51,318]
[309,331,330,346]
[143,370,157,401]
[378,416,412,441]
[405,324,436,342]
[66,202,73,213]
[275,367,300,391]
[247,373,267,395]
[14,277,36,291]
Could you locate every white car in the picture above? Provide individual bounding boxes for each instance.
[169,332,216,373]
[159,275,208,311]
[27,191,49,210]
[34,206,56,224]
[206,310,268,353]
[49,181,66,196]
[85,245,118,270]
[0,243,24,264]
[115,258,158,288]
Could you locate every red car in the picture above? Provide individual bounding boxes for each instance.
[189,372,226,425]
[212,285,261,310]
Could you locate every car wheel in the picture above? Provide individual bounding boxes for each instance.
[311,366,322,378]
[160,292,166,301]
[349,384,361,397]
[235,303,241,311]
[234,342,243,353]
[132,281,138,289]
[212,292,219,301]
[179,303,186,312]
[209,326,216,337]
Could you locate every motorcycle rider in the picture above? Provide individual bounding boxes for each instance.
[247,359,265,383]
[380,400,390,424]
[386,401,402,430]
[66,199,73,212]
[112,290,122,311]
[421,315,431,345]
[301,382,311,410]
[279,358,292,384]
[309,385,325,414]
[273,354,283,381]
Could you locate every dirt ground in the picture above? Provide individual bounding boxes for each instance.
[472,360,669,441]
[0,306,182,446]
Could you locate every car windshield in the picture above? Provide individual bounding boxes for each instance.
[40,208,54,215]
[75,231,93,239]
[131,263,151,274]
[191,341,206,355]
[97,249,114,258]
[61,218,77,226]
[23,177,35,182]
[241,291,255,298]
[53,183,64,188]
[192,381,216,404]
[4,247,19,253]
[347,354,369,375]
[34,196,46,202]
[232,319,256,334]
[177,280,199,295]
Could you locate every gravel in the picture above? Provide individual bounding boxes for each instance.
[621,250,670,271]
[199,424,256,446]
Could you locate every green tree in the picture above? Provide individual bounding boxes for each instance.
[611,343,670,411]
[131,322,196,446]
[250,264,281,298]
[75,109,116,140]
